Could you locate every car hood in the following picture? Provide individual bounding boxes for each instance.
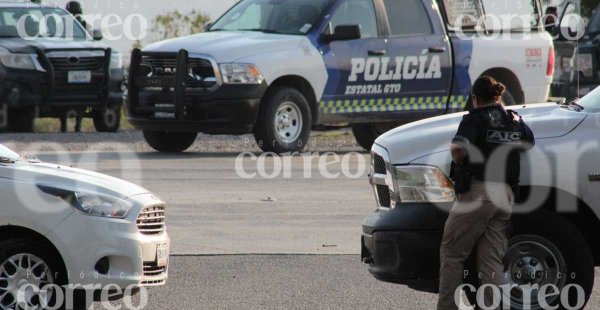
[0,161,148,199]
[0,38,108,54]
[143,31,304,62]
[377,103,588,164]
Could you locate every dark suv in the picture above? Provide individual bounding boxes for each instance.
[0,1,125,132]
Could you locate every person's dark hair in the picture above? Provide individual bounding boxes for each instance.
[471,76,505,104]
[545,6,558,15]
[66,1,83,16]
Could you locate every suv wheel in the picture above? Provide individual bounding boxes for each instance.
[352,123,397,151]
[464,211,594,310]
[254,87,311,154]
[143,131,198,153]
[93,106,122,133]
[0,239,69,309]
[7,110,34,133]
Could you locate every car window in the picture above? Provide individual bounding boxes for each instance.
[210,0,333,35]
[0,7,87,39]
[383,0,432,36]
[329,0,379,38]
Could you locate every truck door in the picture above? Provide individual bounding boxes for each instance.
[380,0,452,115]
[319,0,387,121]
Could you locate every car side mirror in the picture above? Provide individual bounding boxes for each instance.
[92,29,103,41]
[204,22,213,32]
[322,25,361,42]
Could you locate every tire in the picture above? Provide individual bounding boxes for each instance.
[502,88,517,106]
[464,211,594,310]
[93,105,122,133]
[253,87,312,154]
[0,238,74,309]
[143,131,198,153]
[7,110,35,133]
[352,124,379,151]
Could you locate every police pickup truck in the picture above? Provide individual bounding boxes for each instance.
[0,1,125,133]
[128,0,553,153]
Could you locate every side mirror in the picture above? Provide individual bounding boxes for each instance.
[92,29,103,41]
[204,22,213,32]
[322,25,361,42]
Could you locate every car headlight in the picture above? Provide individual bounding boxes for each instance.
[393,165,455,203]
[0,53,37,70]
[38,185,133,219]
[219,63,264,84]
[110,52,123,69]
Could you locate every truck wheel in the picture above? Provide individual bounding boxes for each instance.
[464,211,594,310]
[93,106,122,133]
[502,89,517,106]
[0,239,70,310]
[352,124,378,151]
[143,131,197,153]
[7,110,34,133]
[254,87,311,154]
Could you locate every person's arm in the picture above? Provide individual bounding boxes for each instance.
[451,115,478,163]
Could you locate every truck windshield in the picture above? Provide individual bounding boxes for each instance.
[575,86,600,113]
[441,0,540,31]
[209,0,333,35]
[0,144,19,161]
[587,8,600,36]
[0,8,88,39]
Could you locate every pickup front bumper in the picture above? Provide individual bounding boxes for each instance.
[127,49,267,134]
[361,202,451,293]
[2,48,124,116]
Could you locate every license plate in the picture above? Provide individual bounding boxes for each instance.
[156,242,169,267]
[68,71,91,84]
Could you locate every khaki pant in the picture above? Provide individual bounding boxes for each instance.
[437,181,514,310]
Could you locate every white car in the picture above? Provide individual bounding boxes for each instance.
[0,145,169,309]
[361,89,600,309]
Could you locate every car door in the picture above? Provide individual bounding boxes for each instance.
[380,0,452,116]
[318,0,387,122]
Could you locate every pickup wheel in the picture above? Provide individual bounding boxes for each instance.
[254,87,311,154]
[93,105,122,133]
[7,110,34,133]
[0,239,71,310]
[143,131,198,153]
[352,123,397,151]
[464,211,594,310]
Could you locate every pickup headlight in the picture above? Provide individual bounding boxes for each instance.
[110,52,123,69]
[219,63,264,84]
[393,166,455,203]
[38,185,133,219]
[0,53,37,70]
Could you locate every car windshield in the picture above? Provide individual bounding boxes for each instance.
[0,7,88,39]
[0,144,19,161]
[587,8,600,35]
[575,86,600,113]
[209,0,333,35]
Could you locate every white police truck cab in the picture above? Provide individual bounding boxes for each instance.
[127,0,553,153]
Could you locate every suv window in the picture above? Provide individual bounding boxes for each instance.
[383,0,432,36]
[330,0,378,38]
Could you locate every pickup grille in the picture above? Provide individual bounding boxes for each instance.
[137,206,166,235]
[139,55,216,88]
[372,152,391,208]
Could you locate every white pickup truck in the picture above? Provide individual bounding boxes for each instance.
[361,89,600,309]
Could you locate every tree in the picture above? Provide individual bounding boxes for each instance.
[150,9,211,41]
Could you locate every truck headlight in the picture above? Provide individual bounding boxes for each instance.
[393,166,455,203]
[0,53,37,70]
[219,63,264,84]
[38,185,133,219]
[110,52,123,69]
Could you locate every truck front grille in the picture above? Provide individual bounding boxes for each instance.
[137,206,166,235]
[49,56,105,71]
[372,152,392,208]
[139,55,216,88]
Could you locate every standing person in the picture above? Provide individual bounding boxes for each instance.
[437,76,535,310]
